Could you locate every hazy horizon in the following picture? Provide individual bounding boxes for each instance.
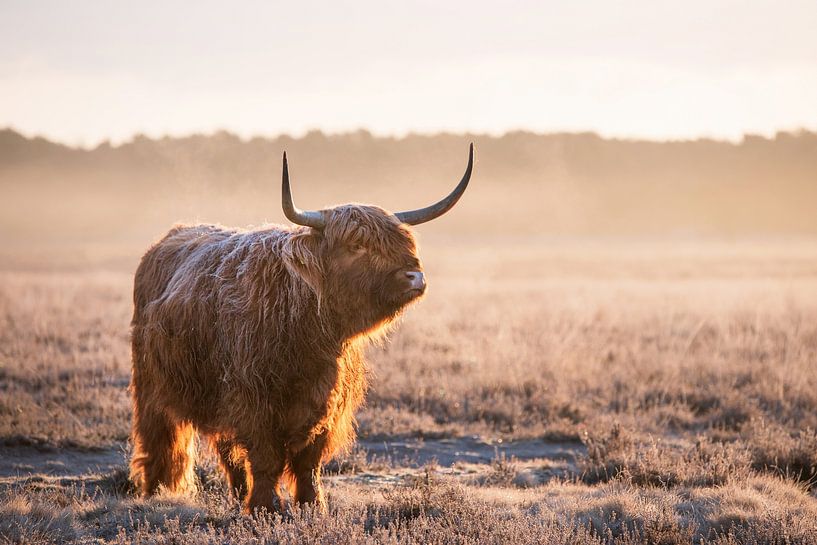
[3,127,816,257]
[5,124,817,152]
[3,1,817,146]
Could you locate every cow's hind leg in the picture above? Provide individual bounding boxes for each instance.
[210,436,248,501]
[288,434,328,511]
[130,405,197,496]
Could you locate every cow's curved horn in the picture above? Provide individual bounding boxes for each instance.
[394,143,474,226]
[281,152,326,229]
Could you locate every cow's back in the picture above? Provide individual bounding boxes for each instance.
[132,224,233,323]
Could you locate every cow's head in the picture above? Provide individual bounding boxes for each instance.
[281,145,473,334]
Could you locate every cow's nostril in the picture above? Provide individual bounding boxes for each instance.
[404,271,425,290]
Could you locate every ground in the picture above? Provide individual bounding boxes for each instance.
[1,239,816,544]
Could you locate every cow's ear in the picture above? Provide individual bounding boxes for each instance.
[283,229,324,298]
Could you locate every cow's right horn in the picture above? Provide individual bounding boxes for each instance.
[394,143,474,226]
[281,152,326,229]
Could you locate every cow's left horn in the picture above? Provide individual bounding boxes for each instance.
[394,143,474,226]
[281,152,326,229]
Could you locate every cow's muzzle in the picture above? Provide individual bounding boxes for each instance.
[404,270,425,292]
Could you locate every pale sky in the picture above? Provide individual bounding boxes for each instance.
[2,0,816,146]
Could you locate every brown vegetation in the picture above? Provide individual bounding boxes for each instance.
[2,239,816,543]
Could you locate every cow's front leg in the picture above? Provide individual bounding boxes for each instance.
[289,433,328,511]
[244,443,286,514]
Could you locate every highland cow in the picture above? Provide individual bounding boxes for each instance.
[129,145,473,513]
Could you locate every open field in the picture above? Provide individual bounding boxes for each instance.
[2,238,817,543]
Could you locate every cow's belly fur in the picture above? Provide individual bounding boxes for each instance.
[136,318,367,461]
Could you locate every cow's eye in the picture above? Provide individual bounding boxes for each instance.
[347,243,364,254]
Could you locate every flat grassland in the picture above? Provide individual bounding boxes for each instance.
[2,239,817,544]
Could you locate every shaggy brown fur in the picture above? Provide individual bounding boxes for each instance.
[130,205,425,513]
